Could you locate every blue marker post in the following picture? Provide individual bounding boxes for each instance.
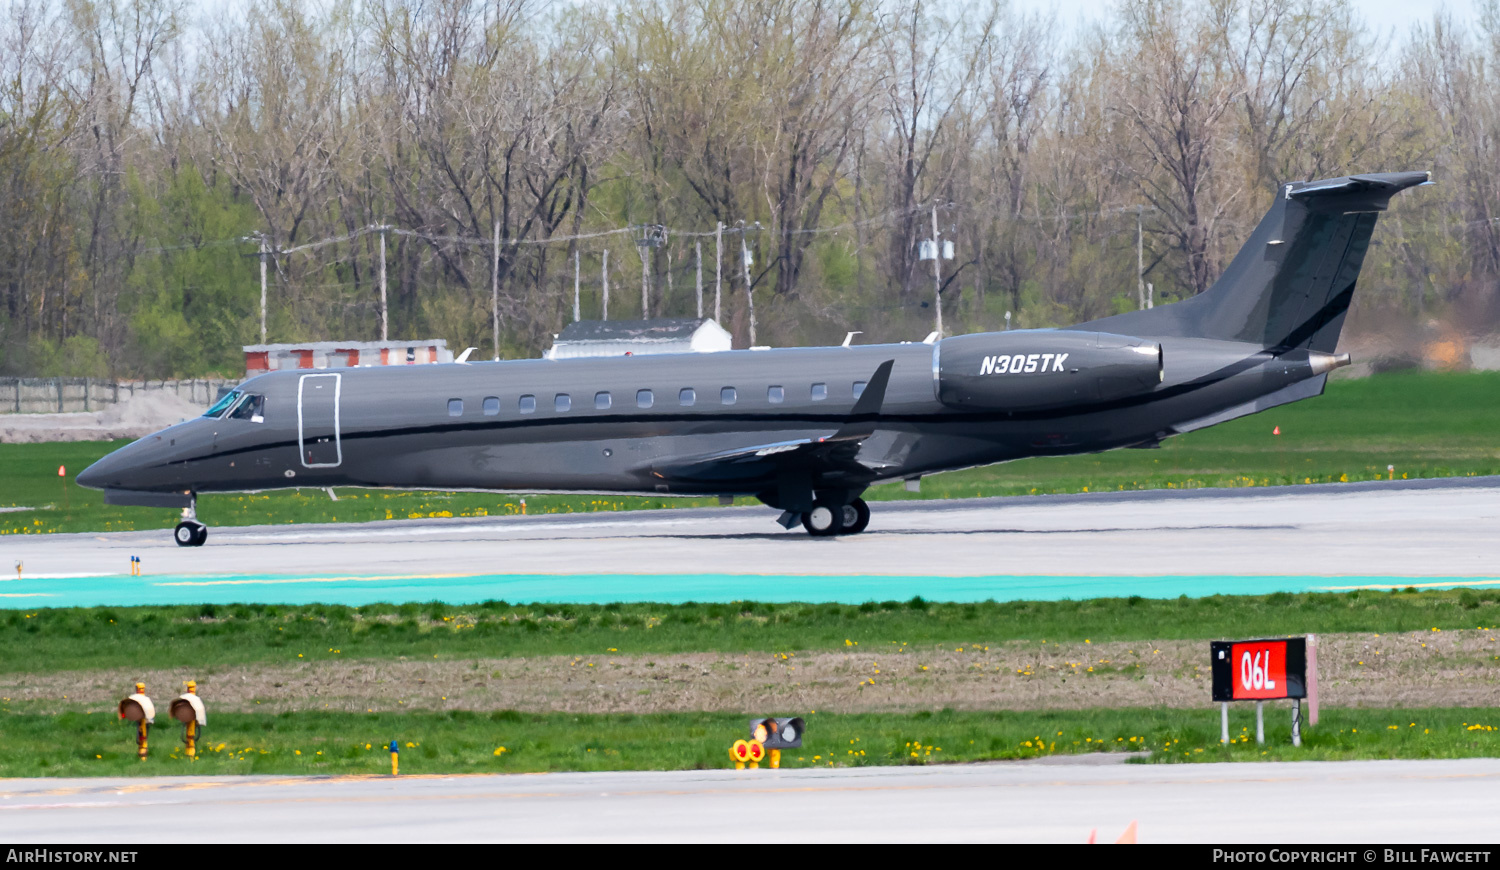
[389,739,399,776]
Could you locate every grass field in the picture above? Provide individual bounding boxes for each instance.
[7,706,1500,777]
[4,589,1498,675]
[2,369,1498,536]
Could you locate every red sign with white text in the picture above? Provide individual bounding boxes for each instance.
[1230,640,1288,700]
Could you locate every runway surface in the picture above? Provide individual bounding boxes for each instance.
[2,477,1498,606]
[4,757,1499,843]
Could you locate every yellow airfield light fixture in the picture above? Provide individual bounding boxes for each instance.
[750,717,804,769]
[745,739,765,769]
[389,740,400,776]
[729,739,751,770]
[169,681,207,760]
[118,683,155,760]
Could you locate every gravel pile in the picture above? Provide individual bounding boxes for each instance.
[0,390,206,443]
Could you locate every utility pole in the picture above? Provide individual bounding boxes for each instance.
[931,205,944,338]
[640,238,650,318]
[491,221,500,359]
[1137,205,1146,310]
[258,236,268,344]
[714,222,723,323]
[573,248,581,322]
[602,248,610,320]
[378,227,389,342]
[665,248,674,301]
[741,234,757,346]
[695,241,703,319]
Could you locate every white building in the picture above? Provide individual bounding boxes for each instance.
[545,318,733,359]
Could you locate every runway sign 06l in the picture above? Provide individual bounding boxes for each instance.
[1210,637,1308,702]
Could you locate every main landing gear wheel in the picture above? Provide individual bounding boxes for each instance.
[174,521,207,547]
[839,498,871,535]
[801,502,846,537]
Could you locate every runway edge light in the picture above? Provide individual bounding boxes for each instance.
[729,739,750,770]
[169,681,207,761]
[118,683,155,761]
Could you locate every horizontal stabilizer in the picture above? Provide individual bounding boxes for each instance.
[1172,374,1327,434]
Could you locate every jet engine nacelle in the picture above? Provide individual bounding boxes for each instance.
[936,330,1163,411]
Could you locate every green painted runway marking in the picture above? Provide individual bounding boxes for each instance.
[0,572,1492,608]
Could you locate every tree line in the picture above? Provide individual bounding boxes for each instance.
[1,0,1497,378]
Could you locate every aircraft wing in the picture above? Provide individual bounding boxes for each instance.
[644,359,895,486]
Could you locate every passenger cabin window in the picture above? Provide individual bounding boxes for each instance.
[852,381,867,399]
[767,385,784,404]
[595,391,611,410]
[519,394,536,414]
[204,390,241,418]
[721,387,737,405]
[482,396,500,416]
[811,383,827,401]
[447,398,464,417]
[555,393,571,412]
[229,394,265,422]
[679,388,696,407]
[637,389,654,409]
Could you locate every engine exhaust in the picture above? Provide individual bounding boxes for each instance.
[1308,352,1352,375]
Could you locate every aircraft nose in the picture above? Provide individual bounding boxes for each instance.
[76,454,118,490]
[77,436,159,491]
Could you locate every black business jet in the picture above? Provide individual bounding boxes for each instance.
[78,171,1430,545]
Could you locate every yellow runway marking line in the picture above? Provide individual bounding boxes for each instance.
[154,573,478,587]
[2,772,496,799]
[1321,579,1500,591]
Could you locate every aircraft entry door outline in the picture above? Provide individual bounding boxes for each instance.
[298,373,343,468]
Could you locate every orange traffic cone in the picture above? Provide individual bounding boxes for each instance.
[1088,822,1138,843]
[1273,426,1280,436]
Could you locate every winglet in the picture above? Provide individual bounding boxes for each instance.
[455,347,478,364]
[834,359,895,439]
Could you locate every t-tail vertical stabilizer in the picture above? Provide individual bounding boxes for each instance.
[1086,171,1431,352]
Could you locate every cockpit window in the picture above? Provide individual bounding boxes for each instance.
[204,390,242,418]
[228,394,265,422]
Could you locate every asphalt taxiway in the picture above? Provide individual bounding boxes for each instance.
[2,477,1498,606]
[4,757,1499,843]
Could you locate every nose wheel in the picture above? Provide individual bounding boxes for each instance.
[174,520,208,547]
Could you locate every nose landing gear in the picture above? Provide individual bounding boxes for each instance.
[173,499,208,547]
[174,522,207,547]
